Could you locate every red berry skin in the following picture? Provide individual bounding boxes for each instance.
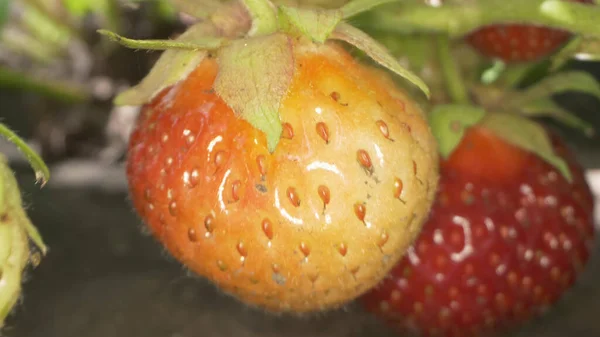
[360,127,595,337]
[125,41,440,313]
[465,0,594,63]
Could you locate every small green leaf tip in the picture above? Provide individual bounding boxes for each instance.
[331,23,431,98]
[97,29,224,51]
[429,104,487,159]
[480,113,573,182]
[243,0,278,36]
[112,22,222,106]
[340,0,401,19]
[214,33,293,152]
[0,123,50,187]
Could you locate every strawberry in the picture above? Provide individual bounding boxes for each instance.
[465,0,594,63]
[360,122,595,337]
[116,0,439,312]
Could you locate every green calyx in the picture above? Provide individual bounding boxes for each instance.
[0,123,48,328]
[429,104,573,182]
[101,0,430,153]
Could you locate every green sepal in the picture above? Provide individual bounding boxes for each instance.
[550,36,600,71]
[520,98,595,137]
[278,5,342,43]
[429,104,487,159]
[340,0,404,19]
[510,71,600,105]
[214,33,293,152]
[0,154,47,328]
[97,29,224,51]
[243,0,278,36]
[0,123,50,187]
[479,113,573,182]
[111,22,224,106]
[331,22,430,98]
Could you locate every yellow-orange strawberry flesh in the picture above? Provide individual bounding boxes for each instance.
[126,41,439,312]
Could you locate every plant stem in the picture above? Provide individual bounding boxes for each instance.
[0,124,50,186]
[366,0,600,37]
[436,34,469,104]
[0,67,91,104]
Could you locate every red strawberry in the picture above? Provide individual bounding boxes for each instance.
[465,0,594,63]
[360,125,595,337]
[124,34,439,312]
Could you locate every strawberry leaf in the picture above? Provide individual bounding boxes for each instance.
[520,98,595,137]
[429,104,487,158]
[479,113,572,182]
[243,0,278,36]
[112,22,223,106]
[511,71,600,105]
[214,33,293,152]
[331,22,430,98]
[278,5,342,43]
[551,36,600,70]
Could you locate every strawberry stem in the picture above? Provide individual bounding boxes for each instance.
[0,123,50,187]
[436,34,468,104]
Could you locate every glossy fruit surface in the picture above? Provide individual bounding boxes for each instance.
[126,40,439,312]
[465,0,593,63]
[361,126,595,336]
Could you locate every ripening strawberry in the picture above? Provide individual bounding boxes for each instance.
[119,0,439,313]
[361,125,595,337]
[465,0,594,63]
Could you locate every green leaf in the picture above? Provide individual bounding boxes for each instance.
[214,33,293,152]
[429,104,487,158]
[243,0,278,36]
[520,98,595,137]
[97,29,224,51]
[278,5,342,43]
[550,36,600,70]
[331,22,430,98]
[112,22,223,106]
[479,113,572,182]
[510,71,600,105]
[0,123,50,187]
